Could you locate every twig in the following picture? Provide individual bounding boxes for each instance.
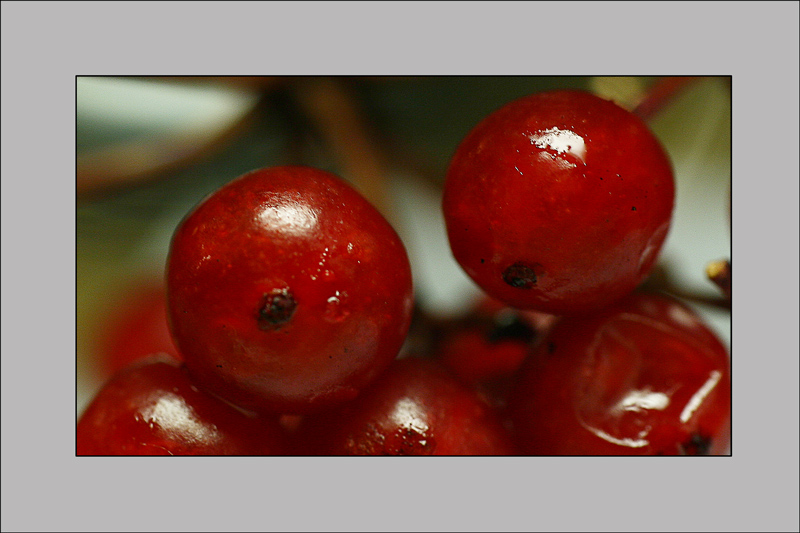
[633,76,701,121]
[293,77,395,223]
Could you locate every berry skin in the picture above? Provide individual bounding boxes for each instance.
[77,355,290,455]
[507,292,731,455]
[442,90,675,315]
[166,166,414,415]
[433,297,557,411]
[437,319,532,385]
[93,279,180,379]
[294,358,517,455]
[435,296,556,385]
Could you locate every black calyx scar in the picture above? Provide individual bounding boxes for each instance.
[677,433,712,455]
[487,315,536,344]
[257,288,297,330]
[502,262,541,289]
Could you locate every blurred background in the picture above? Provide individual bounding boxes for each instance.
[76,76,732,414]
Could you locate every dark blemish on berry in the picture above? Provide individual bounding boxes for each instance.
[547,342,556,353]
[480,258,485,264]
[257,288,297,330]
[503,262,541,289]
[631,206,637,211]
[487,316,535,344]
[677,433,712,455]
[216,364,223,368]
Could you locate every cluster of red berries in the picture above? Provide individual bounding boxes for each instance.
[77,89,731,455]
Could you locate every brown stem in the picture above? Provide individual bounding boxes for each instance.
[641,263,731,311]
[293,77,394,222]
[633,76,702,121]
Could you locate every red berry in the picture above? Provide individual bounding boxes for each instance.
[93,279,180,378]
[507,292,731,455]
[435,299,540,384]
[438,326,531,385]
[166,166,414,414]
[77,355,290,455]
[295,358,517,455]
[442,90,675,314]
[433,297,557,410]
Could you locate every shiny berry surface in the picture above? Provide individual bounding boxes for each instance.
[442,90,675,314]
[295,358,517,455]
[166,166,414,414]
[77,356,290,455]
[507,292,731,455]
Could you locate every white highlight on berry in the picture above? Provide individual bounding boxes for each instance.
[613,388,671,413]
[258,199,318,236]
[585,426,649,448]
[680,370,723,423]
[390,397,430,437]
[529,127,586,164]
[140,394,217,444]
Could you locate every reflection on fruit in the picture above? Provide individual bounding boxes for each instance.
[507,291,731,455]
[443,90,675,315]
[77,355,290,455]
[166,166,414,415]
[294,357,517,455]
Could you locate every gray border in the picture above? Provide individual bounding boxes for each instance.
[2,1,799,532]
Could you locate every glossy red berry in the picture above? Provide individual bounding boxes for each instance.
[166,166,414,415]
[295,358,517,455]
[442,89,675,315]
[507,292,731,455]
[77,355,290,455]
